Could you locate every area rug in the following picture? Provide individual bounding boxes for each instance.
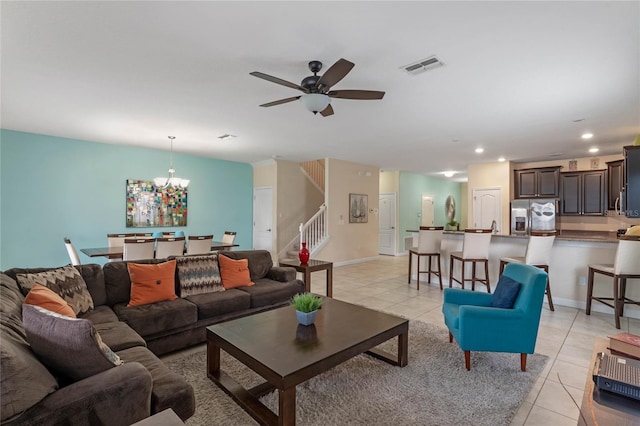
[165,320,547,426]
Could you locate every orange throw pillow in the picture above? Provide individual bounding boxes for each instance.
[218,255,254,289]
[24,284,76,318]
[127,260,178,307]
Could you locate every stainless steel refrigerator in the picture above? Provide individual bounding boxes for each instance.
[510,199,558,235]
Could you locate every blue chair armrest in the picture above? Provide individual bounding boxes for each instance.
[460,305,525,321]
[443,288,492,306]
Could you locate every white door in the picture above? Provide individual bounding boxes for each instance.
[473,188,502,233]
[379,193,396,255]
[253,187,273,250]
[421,194,434,226]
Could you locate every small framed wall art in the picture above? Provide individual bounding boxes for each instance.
[349,193,368,223]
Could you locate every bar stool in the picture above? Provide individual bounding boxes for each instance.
[499,231,556,311]
[408,226,444,290]
[449,229,492,292]
[586,235,640,329]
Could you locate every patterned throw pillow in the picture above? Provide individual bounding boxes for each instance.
[22,304,123,382]
[175,254,224,297]
[16,265,94,316]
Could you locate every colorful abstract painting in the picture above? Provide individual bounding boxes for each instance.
[126,179,187,227]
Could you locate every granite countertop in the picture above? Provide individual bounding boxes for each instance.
[408,229,620,242]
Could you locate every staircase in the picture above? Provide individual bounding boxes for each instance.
[280,204,328,261]
[300,159,325,193]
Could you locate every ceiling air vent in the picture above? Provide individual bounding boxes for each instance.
[401,55,445,76]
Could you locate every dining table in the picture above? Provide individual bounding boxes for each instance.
[80,241,239,259]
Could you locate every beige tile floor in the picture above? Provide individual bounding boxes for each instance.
[304,255,640,426]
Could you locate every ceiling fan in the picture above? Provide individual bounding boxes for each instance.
[250,58,385,117]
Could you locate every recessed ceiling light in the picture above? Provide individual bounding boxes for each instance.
[498,157,506,162]
[581,133,593,139]
[475,148,484,154]
[589,147,599,153]
[443,171,455,178]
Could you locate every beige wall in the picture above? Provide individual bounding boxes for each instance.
[467,161,511,234]
[276,159,325,251]
[317,158,380,263]
[459,182,469,229]
[379,170,399,193]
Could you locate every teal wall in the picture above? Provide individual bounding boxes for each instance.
[399,172,462,251]
[0,130,253,269]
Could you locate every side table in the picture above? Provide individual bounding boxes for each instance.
[578,338,640,425]
[279,258,333,297]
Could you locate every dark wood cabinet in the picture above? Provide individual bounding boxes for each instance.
[606,159,624,211]
[560,170,606,216]
[624,146,640,218]
[514,167,561,199]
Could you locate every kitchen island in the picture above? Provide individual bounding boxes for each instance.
[406,230,639,320]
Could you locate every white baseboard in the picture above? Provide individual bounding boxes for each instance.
[334,256,381,268]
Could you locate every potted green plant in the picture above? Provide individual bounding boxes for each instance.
[291,293,323,326]
[447,220,459,231]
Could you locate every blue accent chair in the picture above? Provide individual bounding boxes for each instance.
[442,263,548,371]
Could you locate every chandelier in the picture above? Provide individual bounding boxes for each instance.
[153,136,190,189]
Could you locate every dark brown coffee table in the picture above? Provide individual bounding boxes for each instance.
[206,298,408,425]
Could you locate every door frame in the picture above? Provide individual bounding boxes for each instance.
[472,187,503,233]
[379,192,397,256]
[253,186,274,252]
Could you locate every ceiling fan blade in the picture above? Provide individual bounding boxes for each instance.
[316,58,355,91]
[259,96,301,107]
[250,71,307,92]
[319,104,334,117]
[328,90,385,100]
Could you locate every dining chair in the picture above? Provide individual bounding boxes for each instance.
[186,235,214,255]
[107,233,136,248]
[63,237,81,266]
[123,238,156,261]
[586,235,640,329]
[449,229,492,292]
[499,231,556,311]
[221,231,237,250]
[155,236,186,259]
[408,226,444,290]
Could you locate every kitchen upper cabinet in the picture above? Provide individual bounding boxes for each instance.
[560,170,606,216]
[625,145,640,218]
[514,167,561,199]
[606,159,624,211]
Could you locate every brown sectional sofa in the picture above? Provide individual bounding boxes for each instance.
[1,250,304,425]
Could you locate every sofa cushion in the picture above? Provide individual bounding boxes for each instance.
[184,288,251,320]
[24,284,76,317]
[117,346,195,421]
[22,304,123,382]
[220,250,273,281]
[94,321,147,352]
[1,273,58,421]
[103,259,166,306]
[175,254,224,297]
[16,265,94,315]
[80,304,120,324]
[113,298,197,337]
[236,278,305,308]
[127,261,178,307]
[491,276,522,309]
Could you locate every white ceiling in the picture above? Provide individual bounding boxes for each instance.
[2,1,639,181]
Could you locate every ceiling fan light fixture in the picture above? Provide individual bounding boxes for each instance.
[300,93,330,114]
